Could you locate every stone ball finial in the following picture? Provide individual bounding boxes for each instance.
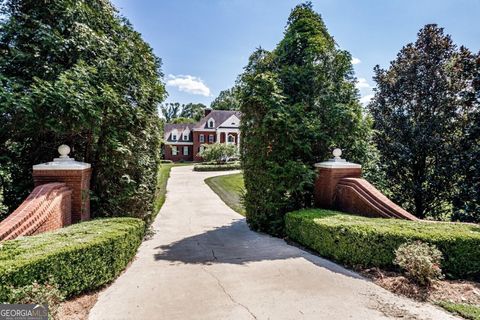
[58,144,71,158]
[333,148,342,159]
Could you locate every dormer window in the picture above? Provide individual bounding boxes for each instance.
[171,129,178,141]
[208,118,215,128]
[183,133,188,141]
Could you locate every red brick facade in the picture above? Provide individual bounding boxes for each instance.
[163,110,241,162]
[33,168,92,223]
[0,183,72,241]
[193,131,217,162]
[164,144,194,162]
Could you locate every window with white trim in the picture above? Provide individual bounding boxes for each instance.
[208,135,214,143]
[228,135,235,143]
[172,146,178,156]
[208,119,215,128]
[172,134,177,141]
[199,134,205,143]
[183,133,188,140]
[183,146,189,155]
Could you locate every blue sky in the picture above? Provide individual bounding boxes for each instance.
[111,0,480,106]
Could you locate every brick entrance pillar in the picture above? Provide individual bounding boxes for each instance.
[33,145,92,223]
[314,149,362,209]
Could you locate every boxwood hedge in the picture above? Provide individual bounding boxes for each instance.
[0,218,144,300]
[285,209,480,279]
[193,162,241,172]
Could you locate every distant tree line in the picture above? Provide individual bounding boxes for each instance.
[159,102,206,123]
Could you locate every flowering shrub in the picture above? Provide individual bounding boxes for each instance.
[394,241,443,286]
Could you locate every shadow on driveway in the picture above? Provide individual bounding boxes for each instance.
[154,219,363,280]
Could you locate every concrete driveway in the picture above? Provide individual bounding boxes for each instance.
[89,166,457,320]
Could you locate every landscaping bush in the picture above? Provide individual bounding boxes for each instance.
[0,218,145,301]
[193,162,241,172]
[285,209,480,279]
[198,143,238,164]
[160,160,173,164]
[6,282,64,319]
[394,241,443,286]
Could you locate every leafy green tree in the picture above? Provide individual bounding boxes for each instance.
[210,87,241,110]
[171,117,196,124]
[239,3,373,236]
[369,25,474,219]
[180,103,205,121]
[451,49,480,222]
[160,102,205,122]
[0,0,166,220]
[160,103,181,122]
[198,143,238,163]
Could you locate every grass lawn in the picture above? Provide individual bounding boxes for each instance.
[437,301,480,320]
[205,173,245,216]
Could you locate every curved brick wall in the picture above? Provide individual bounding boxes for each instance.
[0,183,72,241]
[335,178,418,220]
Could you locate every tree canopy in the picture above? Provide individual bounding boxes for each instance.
[239,3,374,235]
[160,102,206,122]
[369,24,479,220]
[0,0,166,220]
[210,86,241,110]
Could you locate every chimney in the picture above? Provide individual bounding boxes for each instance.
[204,107,212,117]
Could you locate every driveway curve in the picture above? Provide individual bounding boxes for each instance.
[90,165,457,320]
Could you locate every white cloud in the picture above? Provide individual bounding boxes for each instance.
[360,94,374,106]
[351,57,361,65]
[166,74,211,97]
[356,78,370,89]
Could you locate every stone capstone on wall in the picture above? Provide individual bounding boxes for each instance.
[314,149,417,221]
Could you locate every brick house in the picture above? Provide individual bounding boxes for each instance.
[163,109,241,162]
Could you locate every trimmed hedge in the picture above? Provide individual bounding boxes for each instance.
[193,162,241,172]
[285,209,480,279]
[0,218,144,300]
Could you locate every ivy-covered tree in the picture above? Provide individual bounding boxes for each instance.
[210,87,241,110]
[0,0,166,220]
[451,49,480,222]
[239,3,373,236]
[369,25,475,219]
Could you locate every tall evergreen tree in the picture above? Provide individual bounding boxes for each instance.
[452,49,480,222]
[240,3,373,235]
[369,25,473,219]
[0,0,166,219]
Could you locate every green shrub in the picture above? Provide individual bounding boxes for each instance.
[198,143,238,164]
[394,241,443,286]
[160,160,173,164]
[193,162,241,172]
[6,281,64,319]
[285,209,480,279]
[0,218,145,301]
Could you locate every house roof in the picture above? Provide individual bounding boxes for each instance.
[164,110,241,143]
[194,110,241,130]
[164,123,194,142]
